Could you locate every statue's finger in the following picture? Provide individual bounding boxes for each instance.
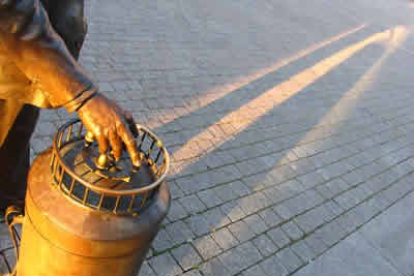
[108,129,122,161]
[118,123,140,168]
[95,130,109,155]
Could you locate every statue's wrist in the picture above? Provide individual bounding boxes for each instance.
[64,88,99,113]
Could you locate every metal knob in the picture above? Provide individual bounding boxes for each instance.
[84,131,109,170]
[96,153,109,170]
[84,131,140,171]
[84,131,95,147]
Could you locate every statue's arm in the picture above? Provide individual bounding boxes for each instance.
[0,0,141,166]
[0,0,97,112]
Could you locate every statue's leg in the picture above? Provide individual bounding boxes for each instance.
[0,103,39,212]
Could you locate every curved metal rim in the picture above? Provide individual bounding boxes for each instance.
[52,119,170,196]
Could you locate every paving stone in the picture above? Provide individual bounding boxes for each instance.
[267,165,298,185]
[304,232,329,256]
[352,199,380,225]
[323,200,344,217]
[336,209,362,234]
[390,159,414,177]
[244,214,268,234]
[241,264,267,276]
[186,214,211,237]
[215,183,241,202]
[316,219,349,247]
[234,241,263,267]
[258,208,283,228]
[342,162,382,186]
[171,244,202,271]
[148,253,183,276]
[315,203,338,223]
[204,208,231,230]
[301,189,325,209]
[187,208,230,236]
[152,229,174,252]
[232,180,252,196]
[359,191,414,276]
[273,203,296,221]
[289,158,317,176]
[0,224,13,249]
[367,169,401,192]
[243,171,275,190]
[169,182,185,199]
[139,261,157,276]
[239,192,272,215]
[193,235,222,261]
[220,200,247,222]
[179,195,207,214]
[281,221,304,241]
[227,220,256,243]
[291,240,317,263]
[262,186,288,205]
[317,161,353,181]
[280,178,306,195]
[199,257,229,276]
[266,227,291,249]
[260,255,289,276]
[197,189,223,208]
[339,152,363,167]
[333,187,362,210]
[211,227,239,250]
[217,249,247,275]
[279,190,323,219]
[371,190,393,210]
[294,208,326,233]
[168,201,189,222]
[166,221,196,245]
[316,178,350,199]
[353,184,375,201]
[0,249,15,275]
[211,165,243,184]
[293,233,402,276]
[297,170,326,189]
[252,234,278,257]
[381,181,407,203]
[175,175,211,195]
[276,247,304,273]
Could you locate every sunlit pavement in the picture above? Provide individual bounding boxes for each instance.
[2,0,414,275]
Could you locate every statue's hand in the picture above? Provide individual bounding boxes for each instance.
[77,94,140,167]
[0,0,39,34]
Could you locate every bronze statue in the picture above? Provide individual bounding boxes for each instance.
[0,0,140,211]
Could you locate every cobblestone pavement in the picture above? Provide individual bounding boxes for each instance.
[2,0,414,275]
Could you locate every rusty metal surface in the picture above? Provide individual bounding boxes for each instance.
[1,119,170,276]
[14,150,169,275]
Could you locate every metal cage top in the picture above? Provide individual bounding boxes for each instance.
[50,119,170,215]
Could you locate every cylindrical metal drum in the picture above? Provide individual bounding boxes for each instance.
[13,120,170,276]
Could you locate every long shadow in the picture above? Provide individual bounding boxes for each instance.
[150,25,408,275]
[169,34,391,195]
[163,25,397,181]
[152,24,378,150]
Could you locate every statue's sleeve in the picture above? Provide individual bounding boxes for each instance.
[0,0,98,112]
